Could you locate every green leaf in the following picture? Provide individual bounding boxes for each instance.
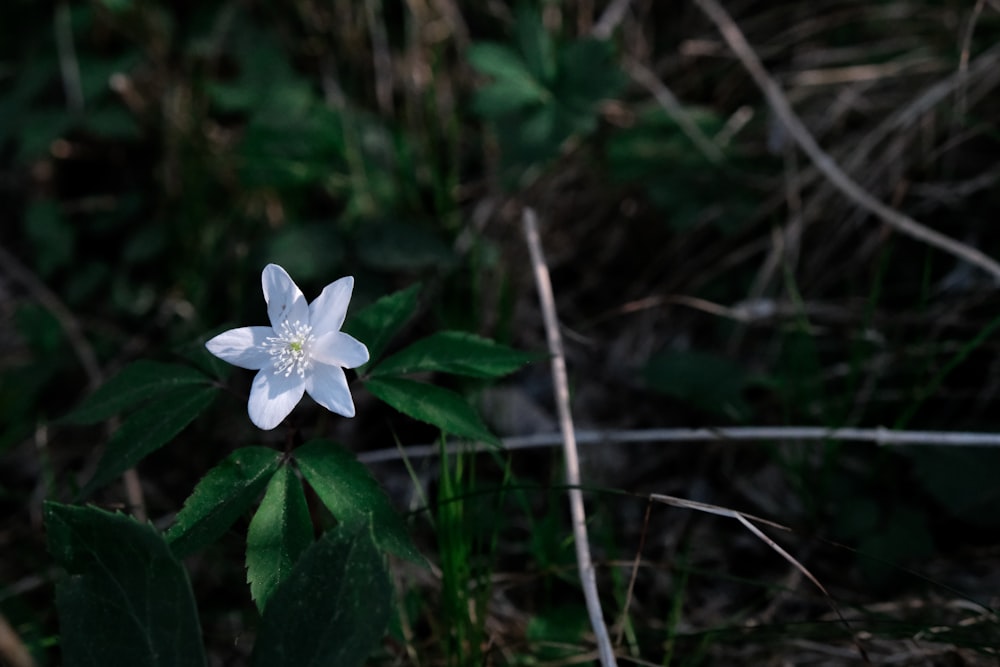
[82,105,140,140]
[555,39,624,126]
[250,521,392,667]
[261,223,345,283]
[468,43,550,115]
[364,376,499,445]
[0,56,55,148]
[473,78,547,117]
[45,502,206,667]
[491,104,564,187]
[342,283,421,371]
[643,350,753,420]
[295,439,421,563]
[246,464,313,612]
[166,447,283,558]
[15,302,62,355]
[526,606,591,662]
[515,3,556,84]
[17,109,73,161]
[356,219,455,273]
[857,507,933,586]
[62,360,213,424]
[97,0,132,13]
[371,330,540,379]
[909,447,1000,526]
[80,386,216,498]
[24,199,74,277]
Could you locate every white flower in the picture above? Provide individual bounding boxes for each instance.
[205,264,369,430]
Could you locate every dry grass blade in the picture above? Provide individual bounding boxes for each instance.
[692,0,1000,283]
[649,494,870,661]
[649,493,790,531]
[624,58,725,165]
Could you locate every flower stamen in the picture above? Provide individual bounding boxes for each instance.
[264,320,315,377]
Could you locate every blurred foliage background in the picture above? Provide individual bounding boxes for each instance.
[4,0,1000,664]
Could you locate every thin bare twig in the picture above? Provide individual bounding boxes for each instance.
[692,0,1000,283]
[591,0,632,40]
[0,245,100,387]
[358,426,1000,464]
[0,245,146,520]
[365,0,394,115]
[0,612,36,667]
[957,0,987,121]
[615,500,652,648]
[523,208,618,667]
[797,41,1000,230]
[624,58,725,164]
[940,0,988,179]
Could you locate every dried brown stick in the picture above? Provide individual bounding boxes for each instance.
[0,612,36,667]
[365,0,393,115]
[0,245,100,387]
[810,12,1000,224]
[523,208,618,667]
[625,58,725,165]
[693,0,1000,282]
[592,0,632,39]
[957,0,987,121]
[358,426,1000,464]
[793,42,1000,236]
[0,244,146,520]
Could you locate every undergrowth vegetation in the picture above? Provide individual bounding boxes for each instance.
[3,0,1000,664]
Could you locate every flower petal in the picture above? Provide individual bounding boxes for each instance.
[205,327,274,370]
[248,368,306,430]
[262,264,309,329]
[311,331,370,369]
[309,275,354,335]
[305,364,356,418]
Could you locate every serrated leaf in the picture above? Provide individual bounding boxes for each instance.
[167,447,283,558]
[295,439,421,563]
[342,283,421,372]
[80,386,216,498]
[45,502,206,667]
[371,330,540,379]
[556,38,624,122]
[246,465,313,612]
[473,79,546,116]
[468,43,550,115]
[250,521,391,667]
[62,360,213,424]
[364,376,499,445]
[515,3,556,84]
